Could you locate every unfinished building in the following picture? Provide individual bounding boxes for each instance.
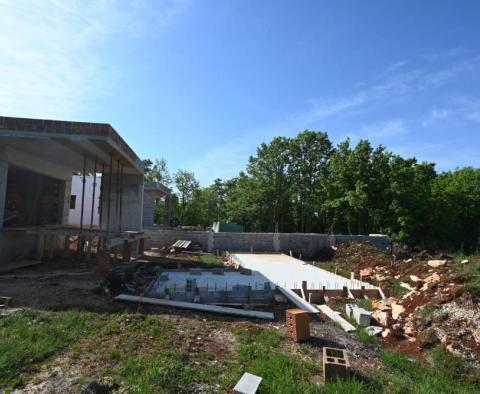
[0,116,145,265]
[143,181,172,226]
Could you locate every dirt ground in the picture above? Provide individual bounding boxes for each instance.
[0,251,383,392]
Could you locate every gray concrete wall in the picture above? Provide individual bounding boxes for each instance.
[100,173,144,232]
[0,232,38,264]
[0,160,8,228]
[143,190,156,227]
[143,228,390,257]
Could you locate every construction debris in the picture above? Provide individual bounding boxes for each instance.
[322,241,480,365]
[427,259,447,268]
[345,304,372,327]
[365,326,383,336]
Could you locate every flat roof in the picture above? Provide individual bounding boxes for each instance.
[0,116,144,175]
[144,181,171,196]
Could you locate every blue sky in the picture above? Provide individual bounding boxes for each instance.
[1,0,480,185]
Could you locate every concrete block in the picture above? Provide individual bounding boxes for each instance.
[346,304,372,327]
[233,372,262,394]
[353,306,372,327]
[286,308,310,342]
[323,347,350,383]
[345,304,354,319]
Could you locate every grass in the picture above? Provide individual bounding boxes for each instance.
[199,253,223,267]
[354,326,379,344]
[2,308,480,393]
[376,347,480,393]
[321,263,352,279]
[0,309,92,390]
[232,327,321,393]
[354,298,374,311]
[458,258,480,300]
[120,350,218,394]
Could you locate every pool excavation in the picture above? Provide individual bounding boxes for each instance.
[115,251,384,330]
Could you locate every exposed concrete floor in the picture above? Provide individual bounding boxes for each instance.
[149,269,272,293]
[233,253,379,290]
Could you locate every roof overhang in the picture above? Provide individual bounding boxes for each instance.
[0,116,144,177]
[144,181,172,197]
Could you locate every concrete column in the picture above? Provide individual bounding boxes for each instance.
[164,195,172,226]
[273,232,280,252]
[207,231,214,253]
[100,173,144,232]
[59,179,72,225]
[0,160,8,229]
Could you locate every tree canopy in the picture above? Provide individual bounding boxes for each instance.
[145,130,480,252]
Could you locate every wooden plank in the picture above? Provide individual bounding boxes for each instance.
[316,304,356,332]
[114,294,275,320]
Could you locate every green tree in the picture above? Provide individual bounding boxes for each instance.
[289,130,333,232]
[143,158,172,185]
[174,169,200,224]
[247,137,293,232]
[431,168,480,252]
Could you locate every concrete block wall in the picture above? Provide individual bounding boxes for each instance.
[143,228,390,257]
[277,233,335,256]
[213,232,275,252]
[0,232,38,264]
[144,228,211,250]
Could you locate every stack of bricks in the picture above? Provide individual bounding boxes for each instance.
[322,347,350,382]
[286,308,310,342]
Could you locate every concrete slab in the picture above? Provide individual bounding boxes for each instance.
[233,372,262,394]
[231,253,379,291]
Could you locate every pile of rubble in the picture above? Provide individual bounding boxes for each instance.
[327,242,480,365]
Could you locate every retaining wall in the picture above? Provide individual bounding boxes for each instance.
[143,228,390,257]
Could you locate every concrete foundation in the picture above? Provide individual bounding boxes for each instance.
[147,269,275,304]
[231,254,380,291]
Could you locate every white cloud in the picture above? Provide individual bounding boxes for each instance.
[0,0,188,119]
[422,97,480,126]
[191,51,480,184]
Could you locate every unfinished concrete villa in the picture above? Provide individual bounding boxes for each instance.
[0,116,146,267]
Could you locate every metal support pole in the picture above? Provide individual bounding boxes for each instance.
[106,154,113,232]
[116,159,120,233]
[80,154,86,231]
[90,160,97,229]
[99,163,104,230]
[119,164,124,232]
